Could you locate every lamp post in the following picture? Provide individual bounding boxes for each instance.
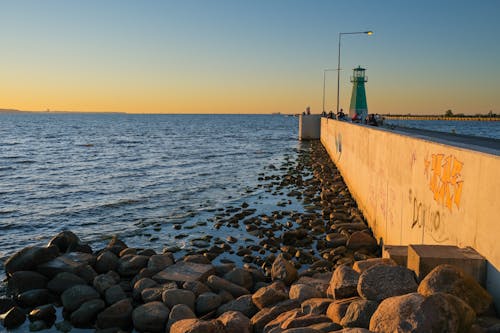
[336,31,373,114]
[322,68,338,113]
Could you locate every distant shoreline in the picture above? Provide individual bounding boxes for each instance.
[383,115,499,121]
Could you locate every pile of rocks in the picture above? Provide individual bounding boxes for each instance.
[1,229,498,332]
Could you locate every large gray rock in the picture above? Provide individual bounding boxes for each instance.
[369,292,475,333]
[162,288,196,311]
[196,292,222,315]
[132,277,158,301]
[148,253,174,273]
[117,254,149,276]
[352,258,397,274]
[0,306,26,329]
[47,272,86,294]
[326,297,360,325]
[167,304,197,332]
[224,268,254,290]
[93,272,119,295]
[153,261,215,284]
[183,280,211,296]
[132,301,170,333]
[96,298,133,330]
[8,271,48,295]
[104,284,127,305]
[4,246,59,276]
[263,309,303,333]
[418,264,493,315]
[61,285,100,312]
[207,275,250,298]
[329,265,360,299]
[271,254,298,285]
[281,314,331,330]
[217,294,259,318]
[141,287,165,303]
[358,265,417,302]
[70,299,106,327]
[251,299,301,333]
[218,310,252,333]
[47,231,82,253]
[346,231,377,251]
[301,298,335,315]
[252,281,288,309]
[16,288,53,308]
[37,252,95,278]
[289,284,322,303]
[340,299,379,328]
[95,251,119,274]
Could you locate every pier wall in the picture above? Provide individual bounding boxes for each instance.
[320,118,500,305]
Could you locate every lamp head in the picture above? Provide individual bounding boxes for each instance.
[366,31,374,35]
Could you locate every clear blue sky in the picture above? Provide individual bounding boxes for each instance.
[1,0,499,114]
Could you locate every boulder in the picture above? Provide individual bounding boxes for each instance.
[217,294,259,318]
[271,254,298,285]
[326,297,360,325]
[207,275,250,298]
[252,281,288,309]
[196,292,222,315]
[132,277,158,301]
[96,298,133,330]
[47,272,86,294]
[94,272,119,295]
[224,268,254,290]
[281,314,331,330]
[70,299,106,327]
[369,292,475,333]
[105,236,128,255]
[183,254,212,264]
[104,285,127,305]
[307,322,343,332]
[142,287,165,303]
[167,304,197,331]
[352,258,397,274]
[0,306,26,329]
[218,310,252,333]
[148,253,174,273]
[61,284,100,312]
[7,271,48,296]
[4,245,59,276]
[0,297,16,314]
[95,251,119,274]
[162,288,196,311]
[153,261,215,284]
[263,309,303,333]
[417,264,493,315]
[251,299,301,333]
[295,276,330,296]
[281,328,322,333]
[170,318,226,333]
[301,298,335,315]
[328,265,360,299]
[346,231,377,251]
[340,299,379,328]
[132,301,170,333]
[28,304,56,325]
[117,254,149,276]
[17,288,53,308]
[183,280,211,296]
[47,230,82,253]
[37,252,94,278]
[289,284,322,303]
[358,265,417,302]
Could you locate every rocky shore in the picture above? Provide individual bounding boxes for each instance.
[1,141,498,332]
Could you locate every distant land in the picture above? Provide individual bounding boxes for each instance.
[0,108,125,114]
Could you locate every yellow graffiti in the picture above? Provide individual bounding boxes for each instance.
[425,154,464,211]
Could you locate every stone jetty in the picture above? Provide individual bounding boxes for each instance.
[1,141,498,332]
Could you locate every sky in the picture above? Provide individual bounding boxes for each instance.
[1,0,499,114]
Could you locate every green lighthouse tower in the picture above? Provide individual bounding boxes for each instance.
[349,66,368,121]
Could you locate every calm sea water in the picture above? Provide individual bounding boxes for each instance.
[384,119,500,139]
[0,113,299,264]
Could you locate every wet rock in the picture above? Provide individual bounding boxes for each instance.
[358,265,417,302]
[289,284,322,303]
[95,251,119,274]
[17,288,53,308]
[252,281,288,309]
[352,258,397,274]
[217,294,259,318]
[218,310,252,333]
[132,301,169,333]
[417,264,493,315]
[196,292,222,315]
[61,285,100,312]
[167,304,197,331]
[148,253,174,273]
[117,254,149,276]
[326,297,360,325]
[170,318,226,333]
[328,265,360,299]
[224,268,254,290]
[74,264,97,284]
[369,292,475,333]
[271,253,298,285]
[70,299,106,327]
[4,245,59,276]
[346,232,377,251]
[251,299,300,333]
[104,285,127,305]
[162,289,196,311]
[0,306,26,329]
[340,299,379,328]
[207,275,250,298]
[301,298,334,315]
[94,272,120,295]
[37,252,94,278]
[47,231,82,253]
[96,298,133,330]
[47,272,86,294]
[8,271,48,296]
[153,261,215,284]
[28,304,56,325]
[0,297,16,314]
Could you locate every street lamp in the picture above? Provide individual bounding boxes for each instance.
[336,31,373,114]
[322,68,339,113]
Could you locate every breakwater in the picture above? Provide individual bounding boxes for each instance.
[320,117,500,308]
[383,115,499,121]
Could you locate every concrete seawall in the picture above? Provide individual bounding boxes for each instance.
[320,118,500,306]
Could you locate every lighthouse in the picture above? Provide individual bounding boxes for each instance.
[349,66,368,121]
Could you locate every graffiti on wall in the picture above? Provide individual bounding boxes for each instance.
[424,153,464,212]
[409,189,449,243]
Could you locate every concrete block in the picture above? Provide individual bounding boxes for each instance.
[382,245,408,267]
[407,244,486,285]
[299,115,321,140]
